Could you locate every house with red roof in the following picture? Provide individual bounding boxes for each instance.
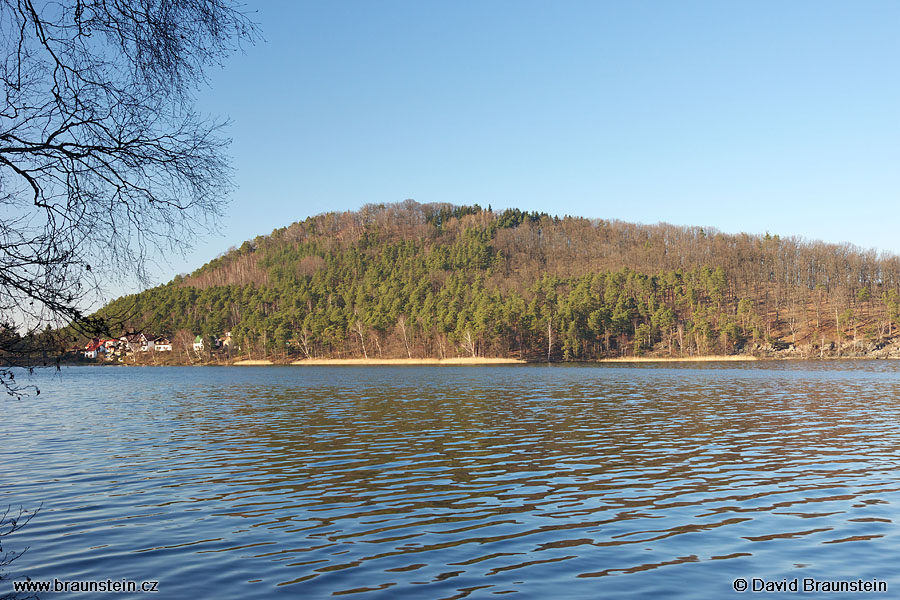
[84,339,105,359]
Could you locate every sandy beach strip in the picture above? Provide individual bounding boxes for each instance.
[291,357,526,366]
[598,355,757,363]
[235,356,755,366]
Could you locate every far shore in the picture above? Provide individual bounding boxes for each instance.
[231,357,527,366]
[57,352,900,368]
[598,355,758,363]
[290,357,526,366]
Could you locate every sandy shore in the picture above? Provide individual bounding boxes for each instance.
[598,355,757,363]
[234,356,752,366]
[291,357,526,366]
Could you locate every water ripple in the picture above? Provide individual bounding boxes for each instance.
[3,362,900,598]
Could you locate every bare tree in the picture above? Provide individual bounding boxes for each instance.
[353,319,368,359]
[298,327,313,360]
[0,0,257,394]
[462,328,476,358]
[396,314,412,358]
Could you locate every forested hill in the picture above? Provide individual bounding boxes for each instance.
[97,200,900,361]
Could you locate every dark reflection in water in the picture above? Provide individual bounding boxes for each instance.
[3,362,900,598]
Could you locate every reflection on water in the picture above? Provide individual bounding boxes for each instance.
[3,362,900,598]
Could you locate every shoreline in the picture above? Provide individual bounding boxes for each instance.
[290,357,526,366]
[58,351,900,368]
[597,355,758,363]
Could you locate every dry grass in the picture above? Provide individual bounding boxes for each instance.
[598,355,758,363]
[291,357,526,366]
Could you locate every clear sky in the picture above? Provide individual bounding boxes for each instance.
[159,0,900,283]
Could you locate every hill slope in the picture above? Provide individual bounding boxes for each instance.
[96,200,900,361]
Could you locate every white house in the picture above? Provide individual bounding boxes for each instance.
[84,339,104,359]
[139,333,154,352]
[118,334,138,353]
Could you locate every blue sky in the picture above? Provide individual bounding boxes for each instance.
[162,0,899,282]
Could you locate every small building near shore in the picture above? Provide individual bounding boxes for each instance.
[84,339,104,359]
[139,333,154,352]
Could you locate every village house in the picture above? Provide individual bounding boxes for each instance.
[101,339,121,360]
[119,334,143,354]
[140,333,154,352]
[83,339,105,359]
[81,331,228,360]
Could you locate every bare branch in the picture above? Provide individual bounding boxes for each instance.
[0,0,257,393]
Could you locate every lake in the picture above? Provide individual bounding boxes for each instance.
[2,362,899,598]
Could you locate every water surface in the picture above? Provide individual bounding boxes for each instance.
[3,362,899,598]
